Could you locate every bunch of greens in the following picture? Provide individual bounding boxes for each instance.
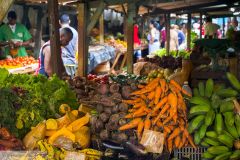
[154,48,190,59]
[0,69,78,138]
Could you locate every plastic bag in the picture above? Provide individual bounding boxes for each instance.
[53,136,74,151]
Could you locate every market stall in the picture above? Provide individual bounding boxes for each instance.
[1,0,240,160]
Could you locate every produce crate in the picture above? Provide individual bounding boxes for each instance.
[173,147,207,160]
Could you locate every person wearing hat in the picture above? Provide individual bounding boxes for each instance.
[59,14,78,78]
[0,11,32,59]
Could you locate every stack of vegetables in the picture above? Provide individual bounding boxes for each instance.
[188,72,240,160]
[23,105,102,160]
[119,78,195,152]
[0,56,37,69]
[0,69,78,139]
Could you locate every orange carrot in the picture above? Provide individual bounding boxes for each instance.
[174,136,181,148]
[181,88,192,97]
[173,114,178,123]
[140,94,147,100]
[153,96,168,112]
[156,121,163,128]
[164,126,171,133]
[170,79,182,91]
[168,128,181,140]
[159,103,170,115]
[138,84,145,89]
[168,93,178,114]
[153,104,170,125]
[163,114,174,125]
[119,118,142,131]
[165,82,169,94]
[148,100,155,108]
[167,138,173,153]
[122,98,142,105]
[132,106,145,117]
[125,112,147,118]
[133,102,146,109]
[145,77,160,89]
[147,91,155,100]
[144,117,151,130]
[160,79,166,92]
[154,86,162,105]
[128,109,136,113]
[183,129,196,148]
[144,107,152,114]
[137,120,144,139]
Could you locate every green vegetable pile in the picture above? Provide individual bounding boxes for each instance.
[153,48,190,59]
[0,68,78,138]
[188,72,240,160]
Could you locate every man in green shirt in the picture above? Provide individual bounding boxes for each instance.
[0,11,32,59]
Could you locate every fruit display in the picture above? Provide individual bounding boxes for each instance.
[0,56,37,69]
[144,56,182,70]
[0,69,78,139]
[188,72,240,160]
[105,38,127,53]
[147,68,177,81]
[120,78,195,152]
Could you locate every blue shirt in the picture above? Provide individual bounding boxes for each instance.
[61,25,78,65]
[178,30,185,45]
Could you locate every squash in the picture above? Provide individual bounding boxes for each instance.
[74,126,90,149]
[67,113,90,132]
[59,104,71,114]
[23,122,46,150]
[71,110,79,118]
[48,127,75,145]
[45,130,57,137]
[46,119,58,130]
[57,112,77,129]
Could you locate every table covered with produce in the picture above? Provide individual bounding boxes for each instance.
[1,56,240,160]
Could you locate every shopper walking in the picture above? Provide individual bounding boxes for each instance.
[148,20,160,55]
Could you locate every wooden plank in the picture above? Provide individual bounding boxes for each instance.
[87,0,105,35]
[187,13,191,50]
[33,8,43,58]
[199,12,203,39]
[0,0,14,22]
[48,0,64,77]
[77,3,89,77]
[126,2,136,74]
[99,14,104,44]
[165,13,170,55]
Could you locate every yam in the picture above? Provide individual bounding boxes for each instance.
[99,112,110,123]
[104,107,112,115]
[117,133,128,143]
[100,130,109,140]
[118,103,129,113]
[109,114,120,123]
[121,86,132,99]
[112,105,119,114]
[97,84,109,95]
[95,119,104,132]
[109,84,120,93]
[96,104,104,113]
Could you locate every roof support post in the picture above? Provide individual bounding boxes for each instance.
[48,0,64,77]
[0,0,14,22]
[187,13,191,50]
[77,3,89,77]
[126,1,136,74]
[199,12,203,39]
[87,0,105,36]
[34,8,44,58]
[165,13,170,55]
[99,14,104,44]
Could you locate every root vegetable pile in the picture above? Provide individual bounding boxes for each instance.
[120,78,195,152]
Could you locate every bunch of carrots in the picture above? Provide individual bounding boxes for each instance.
[119,78,196,152]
